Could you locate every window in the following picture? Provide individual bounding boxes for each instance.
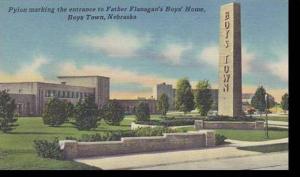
[46,90,51,97]
[67,91,70,98]
[76,92,79,98]
[57,91,61,98]
[72,92,75,98]
[62,91,65,98]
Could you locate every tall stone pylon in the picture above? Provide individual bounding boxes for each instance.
[218,2,242,117]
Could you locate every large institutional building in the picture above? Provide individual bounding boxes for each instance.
[0,76,109,116]
[0,75,158,116]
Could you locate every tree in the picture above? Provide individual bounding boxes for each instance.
[102,100,125,126]
[42,98,67,126]
[175,78,194,114]
[157,93,169,117]
[65,102,74,120]
[74,95,98,130]
[281,93,289,113]
[134,102,150,121]
[0,90,17,133]
[251,86,266,116]
[194,80,213,116]
[266,93,276,109]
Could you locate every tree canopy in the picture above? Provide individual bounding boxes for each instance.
[175,78,194,114]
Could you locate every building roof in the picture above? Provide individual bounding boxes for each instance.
[57,75,109,79]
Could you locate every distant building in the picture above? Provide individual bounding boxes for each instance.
[153,83,174,110]
[112,99,157,114]
[0,76,109,116]
[242,93,254,104]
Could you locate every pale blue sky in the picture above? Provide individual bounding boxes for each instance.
[0,0,288,99]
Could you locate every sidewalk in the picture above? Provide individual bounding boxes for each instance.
[75,137,288,170]
[75,146,261,170]
[226,137,288,147]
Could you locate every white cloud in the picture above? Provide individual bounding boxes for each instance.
[79,28,151,57]
[161,43,192,65]
[60,62,176,87]
[197,45,255,74]
[0,56,48,82]
[199,45,218,67]
[265,54,288,82]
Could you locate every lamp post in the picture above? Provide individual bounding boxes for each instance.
[265,94,269,138]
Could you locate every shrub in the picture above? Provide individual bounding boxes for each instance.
[33,138,63,160]
[0,89,17,133]
[134,127,177,137]
[215,134,227,145]
[74,95,99,130]
[42,98,67,127]
[135,117,203,127]
[65,102,74,120]
[134,102,150,121]
[102,100,125,126]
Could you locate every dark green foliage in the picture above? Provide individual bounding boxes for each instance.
[134,102,150,121]
[64,128,178,142]
[42,98,67,127]
[157,93,169,117]
[281,93,288,112]
[135,117,204,126]
[175,78,194,113]
[215,134,227,145]
[74,95,98,130]
[0,90,17,133]
[205,115,256,121]
[65,102,74,120]
[134,127,176,137]
[194,80,213,116]
[251,86,267,115]
[33,138,63,160]
[266,93,276,109]
[102,100,125,126]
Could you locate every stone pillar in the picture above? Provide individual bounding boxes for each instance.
[194,120,204,130]
[218,2,242,118]
[59,140,78,160]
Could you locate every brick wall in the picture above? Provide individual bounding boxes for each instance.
[195,120,264,130]
[59,130,215,159]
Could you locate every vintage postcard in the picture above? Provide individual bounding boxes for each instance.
[0,0,288,170]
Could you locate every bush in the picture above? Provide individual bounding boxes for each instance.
[33,138,63,160]
[134,102,150,121]
[0,90,17,133]
[134,127,177,137]
[42,98,67,127]
[74,96,99,130]
[65,102,74,120]
[215,134,227,145]
[102,101,125,126]
[135,117,203,127]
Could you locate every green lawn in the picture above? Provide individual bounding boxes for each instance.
[0,116,142,170]
[175,126,288,141]
[0,116,289,169]
[265,116,288,122]
[215,129,288,141]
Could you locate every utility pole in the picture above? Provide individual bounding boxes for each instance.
[265,94,269,138]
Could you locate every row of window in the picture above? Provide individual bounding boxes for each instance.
[44,90,92,99]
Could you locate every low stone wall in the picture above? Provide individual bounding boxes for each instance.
[131,122,162,130]
[195,120,264,130]
[59,130,215,159]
